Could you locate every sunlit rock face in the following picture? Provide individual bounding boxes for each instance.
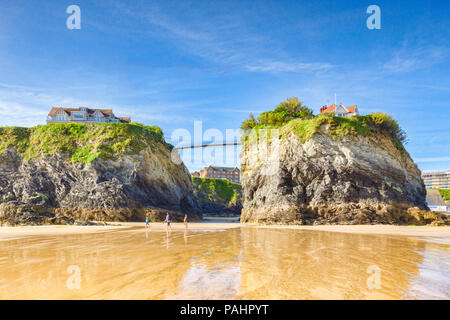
[0,146,201,225]
[240,129,448,225]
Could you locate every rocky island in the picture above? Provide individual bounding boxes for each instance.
[240,98,449,226]
[0,123,201,225]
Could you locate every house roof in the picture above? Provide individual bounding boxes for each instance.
[119,117,131,123]
[321,104,358,114]
[48,107,76,117]
[322,104,336,113]
[48,107,127,119]
[206,166,240,172]
[347,105,357,113]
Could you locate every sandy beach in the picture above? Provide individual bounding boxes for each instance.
[0,222,241,241]
[1,222,449,241]
[0,224,126,241]
[257,224,450,239]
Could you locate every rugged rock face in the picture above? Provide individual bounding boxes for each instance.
[241,128,448,225]
[0,126,201,225]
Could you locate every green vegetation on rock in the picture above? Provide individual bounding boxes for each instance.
[192,176,241,205]
[241,97,313,129]
[0,122,168,164]
[438,189,450,201]
[241,97,407,153]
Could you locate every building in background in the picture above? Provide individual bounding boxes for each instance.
[422,171,450,189]
[191,166,240,184]
[47,107,131,124]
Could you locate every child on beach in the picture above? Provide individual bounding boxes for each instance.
[165,213,172,230]
[145,215,150,228]
[184,214,188,229]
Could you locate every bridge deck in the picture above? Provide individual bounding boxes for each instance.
[174,142,241,150]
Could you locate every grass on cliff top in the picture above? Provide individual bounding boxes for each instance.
[0,122,170,163]
[192,176,241,205]
[438,189,450,201]
[241,98,408,154]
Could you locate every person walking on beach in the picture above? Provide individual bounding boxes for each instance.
[165,212,172,230]
[184,214,188,229]
[145,215,150,229]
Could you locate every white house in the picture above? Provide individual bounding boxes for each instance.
[47,107,131,124]
[319,104,359,117]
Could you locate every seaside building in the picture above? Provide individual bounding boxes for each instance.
[422,171,450,189]
[191,166,241,184]
[47,107,131,124]
[319,104,359,117]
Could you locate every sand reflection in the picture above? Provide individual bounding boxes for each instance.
[0,226,448,299]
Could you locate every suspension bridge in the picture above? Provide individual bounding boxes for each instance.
[174,142,241,150]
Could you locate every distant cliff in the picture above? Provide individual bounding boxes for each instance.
[0,123,201,225]
[191,177,242,215]
[240,112,449,226]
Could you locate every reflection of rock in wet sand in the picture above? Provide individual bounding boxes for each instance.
[238,228,427,299]
[0,227,242,299]
[0,226,448,299]
[403,243,450,299]
[167,263,241,300]
[167,228,242,300]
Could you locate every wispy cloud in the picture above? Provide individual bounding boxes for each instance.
[110,0,334,74]
[383,45,448,73]
[245,60,334,73]
[0,101,47,127]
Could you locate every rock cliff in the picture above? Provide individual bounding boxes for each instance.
[240,115,448,225]
[0,123,201,225]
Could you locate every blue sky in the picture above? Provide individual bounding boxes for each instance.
[0,0,449,172]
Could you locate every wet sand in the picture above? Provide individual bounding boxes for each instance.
[0,224,125,241]
[0,223,449,299]
[0,222,240,241]
[258,224,450,240]
[1,223,449,241]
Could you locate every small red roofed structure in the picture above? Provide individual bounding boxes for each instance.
[320,104,359,117]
